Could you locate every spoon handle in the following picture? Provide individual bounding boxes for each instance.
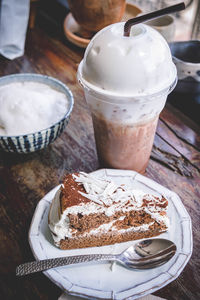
[16,254,116,276]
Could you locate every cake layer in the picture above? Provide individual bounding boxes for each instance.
[67,209,165,235]
[59,228,163,250]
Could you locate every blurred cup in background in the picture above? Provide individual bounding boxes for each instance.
[67,0,126,35]
[145,15,175,42]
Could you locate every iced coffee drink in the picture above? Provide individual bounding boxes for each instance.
[92,114,159,173]
[78,22,177,173]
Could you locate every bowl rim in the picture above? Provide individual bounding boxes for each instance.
[169,40,200,66]
[0,73,74,138]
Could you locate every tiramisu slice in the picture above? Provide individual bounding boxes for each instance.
[48,172,169,250]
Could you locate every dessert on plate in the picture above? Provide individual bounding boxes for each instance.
[48,172,169,250]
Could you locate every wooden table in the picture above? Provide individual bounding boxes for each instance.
[0,23,200,300]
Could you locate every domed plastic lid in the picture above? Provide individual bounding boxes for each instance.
[79,22,177,98]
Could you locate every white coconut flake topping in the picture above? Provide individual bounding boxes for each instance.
[72,172,167,211]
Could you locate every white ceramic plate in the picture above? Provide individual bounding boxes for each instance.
[29,169,192,300]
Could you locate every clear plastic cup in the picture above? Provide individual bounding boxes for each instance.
[78,62,177,174]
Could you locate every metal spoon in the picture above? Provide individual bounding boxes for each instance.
[16,238,176,276]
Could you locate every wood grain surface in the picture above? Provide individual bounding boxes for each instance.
[0,22,199,300]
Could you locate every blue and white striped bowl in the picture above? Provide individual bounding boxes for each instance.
[0,73,74,153]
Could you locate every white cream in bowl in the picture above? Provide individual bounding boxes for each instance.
[0,81,69,136]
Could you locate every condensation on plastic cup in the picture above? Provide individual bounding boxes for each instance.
[77,60,177,100]
[77,60,177,123]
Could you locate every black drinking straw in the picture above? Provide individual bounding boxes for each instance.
[124,2,185,37]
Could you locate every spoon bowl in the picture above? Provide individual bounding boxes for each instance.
[135,238,176,257]
[118,238,176,268]
[16,238,176,276]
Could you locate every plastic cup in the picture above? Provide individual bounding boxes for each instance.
[78,61,177,174]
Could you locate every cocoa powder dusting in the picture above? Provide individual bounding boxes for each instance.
[61,173,90,213]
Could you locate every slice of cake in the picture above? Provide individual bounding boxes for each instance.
[48,172,169,250]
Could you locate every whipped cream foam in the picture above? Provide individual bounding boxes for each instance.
[0,81,69,136]
[49,172,169,246]
[78,22,176,98]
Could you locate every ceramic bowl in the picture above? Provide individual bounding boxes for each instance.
[169,40,200,93]
[0,73,74,153]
